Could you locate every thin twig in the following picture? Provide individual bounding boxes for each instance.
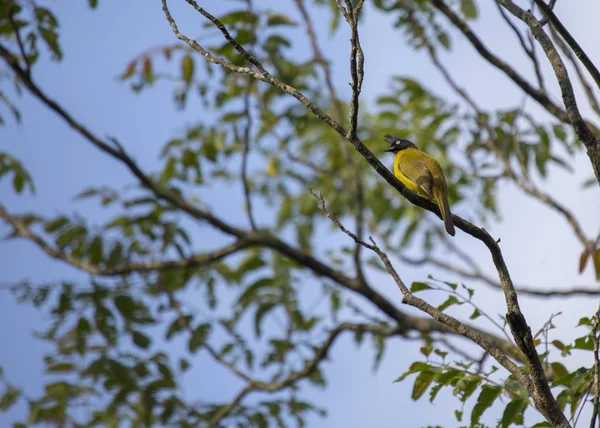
[7,1,30,76]
[240,77,257,230]
[496,0,600,185]
[495,1,546,93]
[0,203,256,275]
[532,0,600,90]
[538,0,557,27]
[295,0,367,284]
[416,25,592,249]
[549,26,600,117]
[431,0,568,123]
[591,306,600,428]
[311,190,531,389]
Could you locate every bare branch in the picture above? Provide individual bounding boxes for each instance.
[538,0,557,27]
[156,10,571,415]
[341,0,365,139]
[240,78,257,231]
[7,1,30,76]
[430,0,569,123]
[495,1,546,92]
[413,24,593,249]
[550,26,600,117]
[532,0,600,90]
[496,0,600,184]
[206,385,253,428]
[166,268,402,427]
[1,8,568,423]
[592,307,600,428]
[311,191,531,386]
[314,191,570,426]
[295,0,367,284]
[0,43,368,306]
[293,0,344,122]
[0,203,254,275]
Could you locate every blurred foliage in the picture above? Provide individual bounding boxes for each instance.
[0,0,595,427]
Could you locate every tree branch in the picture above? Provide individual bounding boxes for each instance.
[313,191,569,427]
[7,1,30,76]
[312,192,531,384]
[549,26,600,117]
[532,0,600,90]
[0,203,254,275]
[538,0,557,27]
[294,0,367,284]
[159,9,567,420]
[430,0,568,123]
[495,0,600,184]
[495,1,546,93]
[590,306,600,428]
[1,7,567,423]
[240,77,257,231]
[414,26,593,250]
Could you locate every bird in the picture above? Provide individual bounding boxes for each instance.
[383,134,456,236]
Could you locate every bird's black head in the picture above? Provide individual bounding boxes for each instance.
[383,134,416,153]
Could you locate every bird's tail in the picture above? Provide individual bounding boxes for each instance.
[433,182,455,236]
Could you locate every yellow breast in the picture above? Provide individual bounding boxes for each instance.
[393,149,432,199]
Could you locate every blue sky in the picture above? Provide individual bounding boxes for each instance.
[1,0,599,426]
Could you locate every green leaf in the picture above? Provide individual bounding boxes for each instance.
[87,235,103,264]
[552,367,588,388]
[114,295,136,320]
[573,335,594,350]
[460,0,478,19]
[254,302,276,337]
[0,386,20,410]
[581,176,596,189]
[410,281,432,292]
[237,277,274,308]
[181,54,194,84]
[179,358,190,372]
[94,306,118,344]
[553,124,566,142]
[46,363,75,373]
[188,323,211,353]
[471,384,502,426]
[453,375,480,402]
[469,308,481,319]
[394,361,430,383]
[142,56,153,82]
[237,252,265,274]
[437,295,462,312]
[577,317,593,327]
[44,216,69,233]
[550,362,568,379]
[330,290,341,312]
[217,10,257,27]
[13,171,24,193]
[166,314,192,340]
[437,33,450,50]
[307,366,326,387]
[132,330,151,349]
[500,398,527,428]
[160,157,177,184]
[266,12,297,27]
[411,370,436,400]
[202,141,218,162]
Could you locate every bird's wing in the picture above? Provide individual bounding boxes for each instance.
[397,156,434,198]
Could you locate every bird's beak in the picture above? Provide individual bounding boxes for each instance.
[384,147,395,153]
